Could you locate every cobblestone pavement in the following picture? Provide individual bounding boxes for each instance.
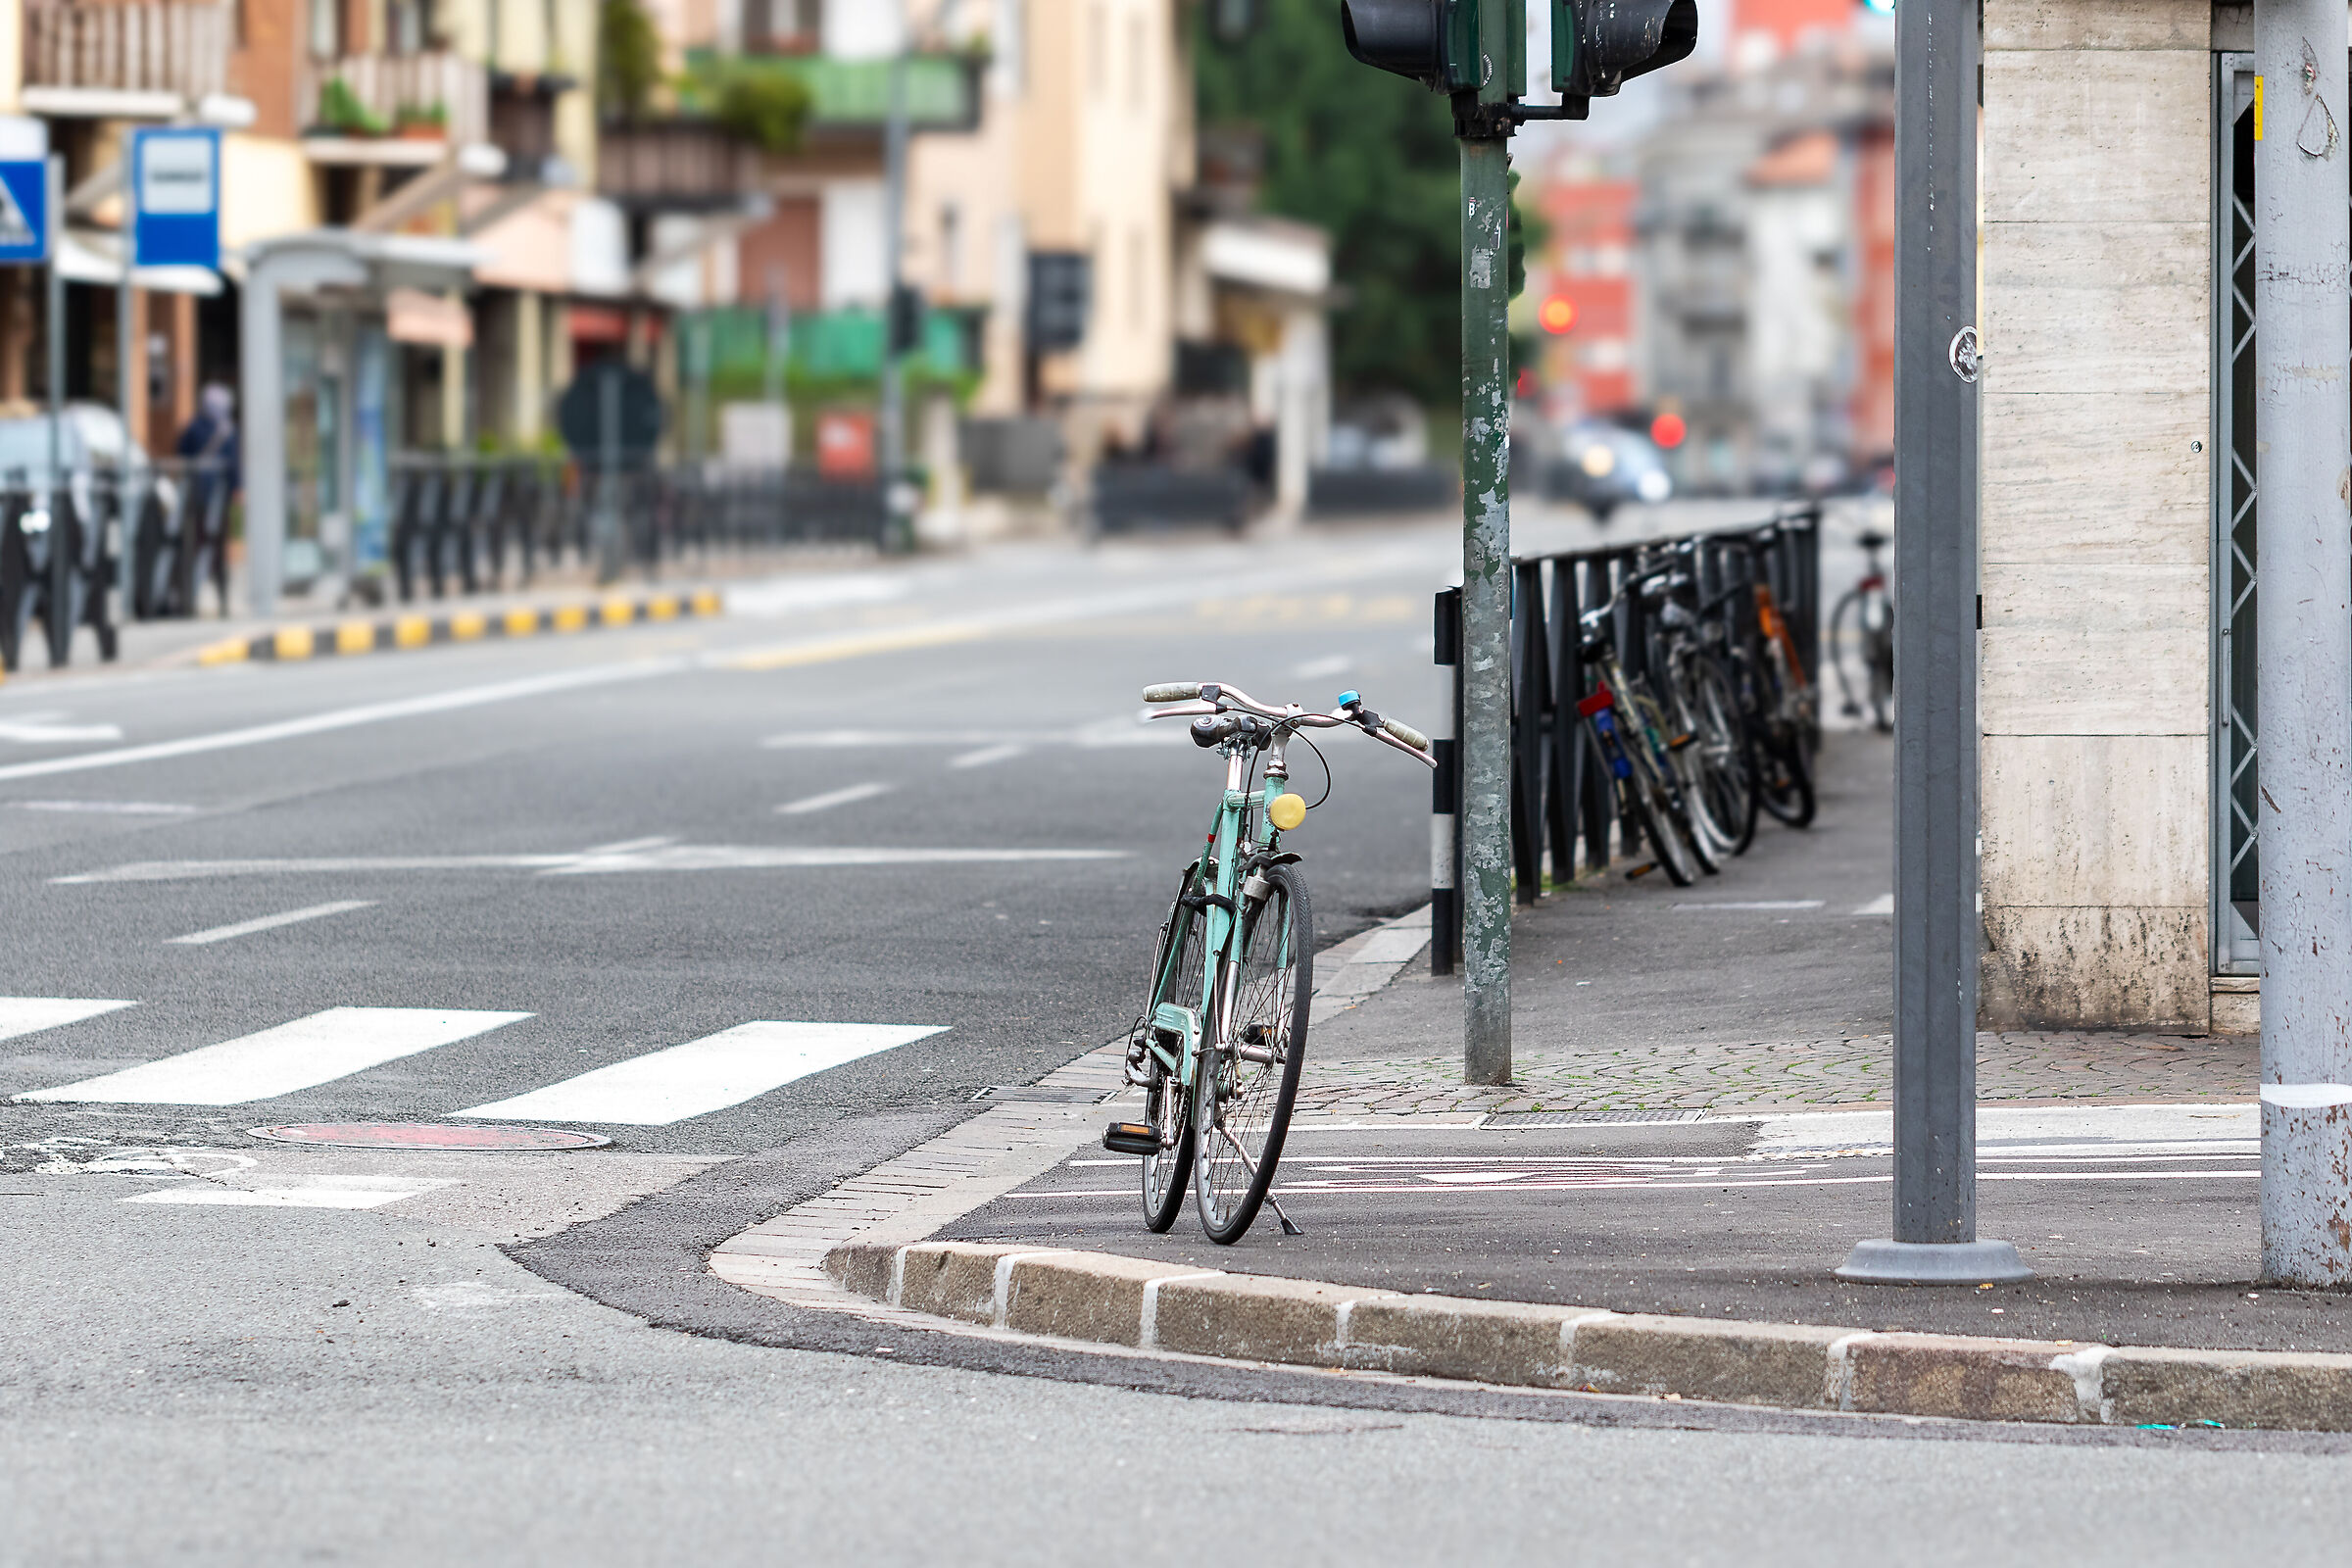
[1297,1030,2257,1117]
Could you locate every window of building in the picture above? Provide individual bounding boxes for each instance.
[1089,4,1108,98]
[309,0,342,57]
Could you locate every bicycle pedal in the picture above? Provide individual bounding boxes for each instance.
[1626,860,1659,880]
[1102,1121,1158,1156]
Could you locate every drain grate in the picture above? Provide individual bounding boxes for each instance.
[1484,1109,1708,1127]
[969,1085,1123,1105]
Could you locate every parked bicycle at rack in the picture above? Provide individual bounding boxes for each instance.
[1829,528,1893,733]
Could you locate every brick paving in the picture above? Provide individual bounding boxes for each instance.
[1296,1029,2257,1117]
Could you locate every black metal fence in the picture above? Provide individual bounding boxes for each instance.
[0,454,887,673]
[1429,505,1823,972]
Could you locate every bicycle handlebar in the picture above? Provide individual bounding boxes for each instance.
[1142,680,1435,765]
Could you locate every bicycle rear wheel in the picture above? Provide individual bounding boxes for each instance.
[1136,869,1204,1232]
[1680,655,1756,858]
[1194,862,1311,1245]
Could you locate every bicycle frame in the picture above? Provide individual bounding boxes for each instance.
[1142,738,1292,1104]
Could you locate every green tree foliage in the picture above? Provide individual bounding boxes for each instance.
[713,71,812,153]
[1195,2,1461,403]
[598,0,663,119]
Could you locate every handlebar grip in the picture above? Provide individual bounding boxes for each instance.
[1143,682,1202,704]
[1382,715,1431,753]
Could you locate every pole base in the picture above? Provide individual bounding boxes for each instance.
[1834,1239,2034,1285]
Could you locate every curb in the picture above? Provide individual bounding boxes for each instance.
[821,1241,2352,1432]
[192,588,724,667]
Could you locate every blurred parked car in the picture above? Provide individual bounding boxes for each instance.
[1544,420,1673,521]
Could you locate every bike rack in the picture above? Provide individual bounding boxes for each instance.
[1429,503,1824,973]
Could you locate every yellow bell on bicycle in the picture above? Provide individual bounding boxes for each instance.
[1267,793,1307,832]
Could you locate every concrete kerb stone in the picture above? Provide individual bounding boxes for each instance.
[814,1240,2352,1431]
[1567,1313,1858,1408]
[2098,1346,2352,1432]
[1340,1295,1605,1386]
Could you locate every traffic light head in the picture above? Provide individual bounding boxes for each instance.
[1340,0,1481,93]
[1554,0,1699,108]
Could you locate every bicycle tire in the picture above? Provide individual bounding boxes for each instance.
[1632,693,1719,876]
[1681,655,1756,858]
[1625,774,1697,888]
[1137,869,1204,1232]
[1866,615,1894,733]
[1194,862,1311,1245]
[1756,725,1818,828]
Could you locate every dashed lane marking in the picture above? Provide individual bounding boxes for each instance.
[3,800,201,815]
[777,782,894,814]
[452,1020,948,1126]
[122,1175,461,1209]
[949,744,1025,769]
[17,1006,532,1106]
[0,997,137,1043]
[165,901,376,947]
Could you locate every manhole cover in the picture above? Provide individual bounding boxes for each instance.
[247,1123,612,1152]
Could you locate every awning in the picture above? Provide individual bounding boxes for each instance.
[1200,219,1332,299]
[386,286,473,347]
[241,228,489,299]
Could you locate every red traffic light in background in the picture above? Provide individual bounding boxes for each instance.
[1539,295,1577,334]
[1649,412,1688,449]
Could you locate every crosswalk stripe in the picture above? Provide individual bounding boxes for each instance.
[452,1020,945,1126]
[17,1006,533,1106]
[0,997,137,1043]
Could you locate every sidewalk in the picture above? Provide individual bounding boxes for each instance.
[0,542,875,684]
[931,734,2336,1356]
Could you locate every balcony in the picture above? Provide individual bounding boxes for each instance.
[598,119,762,214]
[299,51,491,167]
[21,0,232,118]
[679,50,978,134]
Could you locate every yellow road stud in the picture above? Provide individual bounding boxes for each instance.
[273,625,316,661]
[647,595,679,620]
[394,615,431,648]
[451,612,487,641]
[601,595,635,626]
[334,621,373,655]
[552,605,588,632]
[505,607,540,636]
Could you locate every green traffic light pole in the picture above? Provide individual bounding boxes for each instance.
[1454,0,1517,1086]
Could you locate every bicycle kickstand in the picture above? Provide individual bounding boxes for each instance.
[1266,1191,1303,1237]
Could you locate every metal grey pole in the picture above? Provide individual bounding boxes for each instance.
[1455,0,1512,1087]
[1837,0,2025,1284]
[2254,0,2352,1287]
[878,33,910,553]
[42,154,66,665]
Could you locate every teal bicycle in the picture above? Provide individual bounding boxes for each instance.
[1103,680,1434,1243]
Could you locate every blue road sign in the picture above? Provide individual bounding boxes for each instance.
[132,127,220,270]
[0,114,51,266]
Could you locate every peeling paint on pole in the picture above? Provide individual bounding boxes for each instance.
[2255,0,2352,1287]
[1456,0,1513,1088]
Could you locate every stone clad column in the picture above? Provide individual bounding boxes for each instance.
[1978,0,2214,1032]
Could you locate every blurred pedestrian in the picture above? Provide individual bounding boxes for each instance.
[176,383,240,495]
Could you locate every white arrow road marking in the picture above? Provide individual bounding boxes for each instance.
[777,782,894,814]
[0,997,137,1042]
[122,1175,460,1209]
[454,1020,947,1126]
[166,901,376,946]
[55,844,1125,883]
[17,1006,532,1105]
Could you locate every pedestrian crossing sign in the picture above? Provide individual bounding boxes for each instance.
[0,115,50,266]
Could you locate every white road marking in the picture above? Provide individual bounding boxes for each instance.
[4,799,200,815]
[1853,893,1894,915]
[950,744,1025,769]
[778,782,894,814]
[772,730,1000,749]
[0,712,125,744]
[453,1020,947,1125]
[1294,655,1353,679]
[0,658,687,784]
[56,843,1125,883]
[17,1006,533,1105]
[122,1175,459,1209]
[721,575,910,617]
[0,997,137,1043]
[165,901,376,947]
[1672,900,1826,911]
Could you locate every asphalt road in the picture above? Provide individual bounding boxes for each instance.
[8,517,2340,1566]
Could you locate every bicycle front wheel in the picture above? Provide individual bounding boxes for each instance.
[1195,862,1312,1245]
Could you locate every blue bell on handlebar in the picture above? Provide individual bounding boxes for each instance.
[1337,690,1360,709]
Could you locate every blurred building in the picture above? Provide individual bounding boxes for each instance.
[1526,160,1637,423]
[1634,29,1892,493]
